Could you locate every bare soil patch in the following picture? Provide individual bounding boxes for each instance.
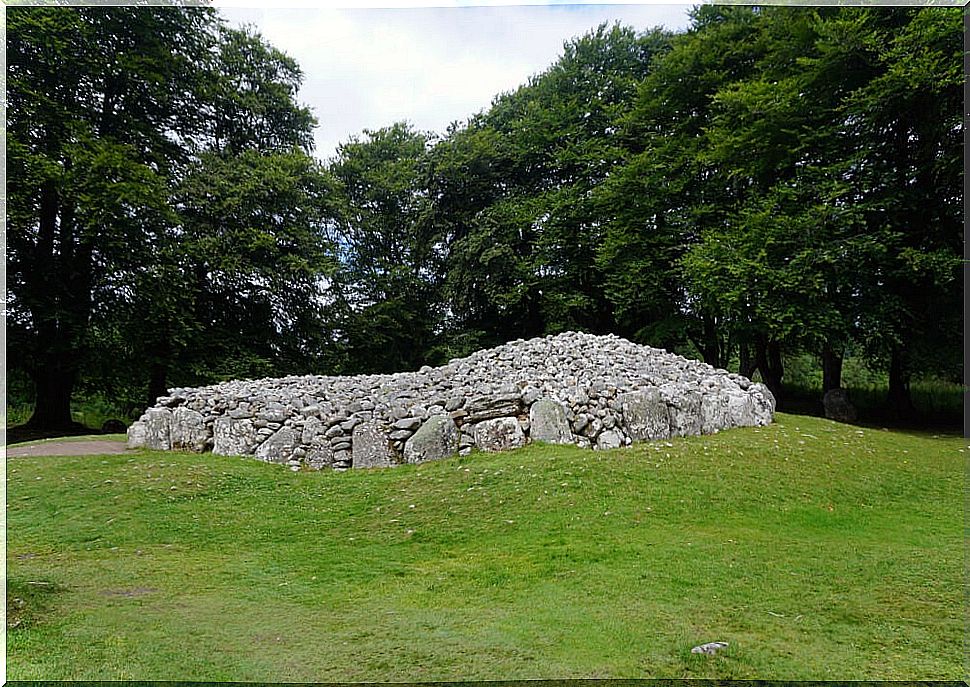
[7,439,129,458]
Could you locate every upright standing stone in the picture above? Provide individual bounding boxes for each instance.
[213,417,258,456]
[352,422,398,468]
[171,407,208,452]
[140,408,173,450]
[255,426,300,464]
[699,393,729,435]
[662,385,702,437]
[126,421,148,449]
[618,389,669,441]
[529,398,572,444]
[596,429,623,450]
[305,441,334,470]
[725,390,756,428]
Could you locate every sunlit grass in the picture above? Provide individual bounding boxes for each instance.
[7,413,963,680]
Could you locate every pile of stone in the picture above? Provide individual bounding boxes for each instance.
[127,332,775,470]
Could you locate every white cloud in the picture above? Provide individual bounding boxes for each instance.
[219,5,694,160]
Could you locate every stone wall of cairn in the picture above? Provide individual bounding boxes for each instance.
[127,332,775,470]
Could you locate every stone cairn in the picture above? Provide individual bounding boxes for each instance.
[127,332,775,470]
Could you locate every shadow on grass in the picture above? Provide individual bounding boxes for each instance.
[7,422,110,446]
[7,578,69,632]
[780,384,961,433]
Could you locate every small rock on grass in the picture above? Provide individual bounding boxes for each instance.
[691,641,729,655]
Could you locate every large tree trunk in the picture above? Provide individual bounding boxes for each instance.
[738,341,757,379]
[888,344,915,419]
[688,315,724,369]
[147,362,169,408]
[699,315,723,369]
[22,184,92,430]
[821,345,844,394]
[146,327,172,406]
[26,362,78,429]
[755,336,785,405]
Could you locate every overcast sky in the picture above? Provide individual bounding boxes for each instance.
[219,4,694,161]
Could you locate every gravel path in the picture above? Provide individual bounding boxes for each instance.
[7,439,129,458]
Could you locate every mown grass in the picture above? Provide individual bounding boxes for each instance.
[6,413,963,680]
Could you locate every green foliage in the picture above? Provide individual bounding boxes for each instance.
[431,24,672,343]
[8,6,220,426]
[171,148,340,382]
[8,6,962,424]
[326,122,443,373]
[8,7,340,424]
[600,6,961,405]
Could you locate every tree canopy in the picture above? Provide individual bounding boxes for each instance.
[8,6,962,428]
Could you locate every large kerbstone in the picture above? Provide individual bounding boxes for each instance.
[403,414,459,464]
[725,390,756,428]
[305,442,334,469]
[699,393,729,435]
[255,426,300,464]
[751,383,776,421]
[127,422,148,449]
[138,408,173,450]
[662,385,702,437]
[618,389,669,441]
[529,398,571,444]
[352,422,398,468]
[213,417,258,455]
[171,407,208,452]
[474,417,526,452]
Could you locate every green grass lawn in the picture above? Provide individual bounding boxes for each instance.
[7,413,964,680]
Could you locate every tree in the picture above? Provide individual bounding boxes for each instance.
[430,23,670,348]
[140,24,335,400]
[8,6,218,428]
[326,122,442,373]
[8,8,338,426]
[831,8,962,415]
[598,6,766,365]
[170,148,340,389]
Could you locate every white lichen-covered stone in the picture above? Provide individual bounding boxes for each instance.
[699,393,729,435]
[596,429,623,450]
[749,383,776,424]
[474,417,526,452]
[130,408,173,450]
[351,422,398,468]
[126,421,149,449]
[171,407,208,452]
[662,385,702,437]
[529,398,572,444]
[618,389,669,441]
[255,426,300,464]
[213,417,257,456]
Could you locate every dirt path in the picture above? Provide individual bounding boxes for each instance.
[7,440,130,458]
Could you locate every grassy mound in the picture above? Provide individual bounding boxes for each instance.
[7,413,963,680]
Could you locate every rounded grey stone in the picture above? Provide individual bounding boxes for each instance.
[403,414,460,464]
